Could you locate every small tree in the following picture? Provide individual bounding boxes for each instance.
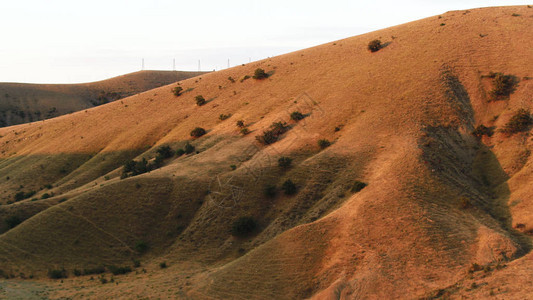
[156,145,174,159]
[490,73,519,98]
[351,181,367,193]
[282,179,297,195]
[231,217,258,237]
[318,139,331,149]
[368,39,382,52]
[172,86,183,97]
[195,95,206,106]
[190,127,206,138]
[278,157,292,169]
[253,68,269,79]
[290,111,305,121]
[503,109,532,134]
[184,142,195,154]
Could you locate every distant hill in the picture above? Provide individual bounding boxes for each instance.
[0,70,205,127]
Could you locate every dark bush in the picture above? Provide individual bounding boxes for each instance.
[122,158,151,177]
[108,265,132,275]
[236,120,245,128]
[184,142,195,154]
[156,145,174,159]
[172,86,183,97]
[83,266,105,275]
[14,191,36,202]
[133,260,141,268]
[176,149,185,157]
[135,241,149,254]
[270,122,289,136]
[264,185,277,198]
[228,76,235,83]
[368,39,382,52]
[290,111,305,121]
[253,68,269,79]
[195,95,206,106]
[472,125,494,138]
[278,157,292,168]
[490,73,519,98]
[159,262,167,269]
[73,269,82,276]
[351,181,367,193]
[240,127,250,135]
[190,127,206,138]
[231,217,258,237]
[318,139,331,149]
[219,113,231,120]
[503,109,532,134]
[281,179,297,195]
[256,130,278,145]
[48,269,67,279]
[44,184,53,189]
[41,193,51,199]
[5,216,22,229]
[240,75,251,82]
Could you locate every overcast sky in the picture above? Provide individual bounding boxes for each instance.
[0,0,529,83]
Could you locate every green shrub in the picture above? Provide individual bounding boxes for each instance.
[290,111,305,121]
[472,125,494,138]
[135,241,149,254]
[256,122,290,145]
[231,217,257,237]
[5,216,22,229]
[48,269,67,279]
[318,139,331,149]
[195,95,206,106]
[219,113,231,121]
[240,75,251,82]
[240,128,250,135]
[252,68,268,79]
[44,184,53,189]
[172,86,183,97]
[278,157,292,168]
[281,179,297,195]
[368,39,382,52]
[230,165,237,170]
[490,73,519,98]
[159,262,167,269]
[503,109,532,134]
[122,158,151,177]
[184,142,195,154]
[108,265,132,275]
[351,181,367,193]
[14,191,36,202]
[236,120,245,128]
[156,145,174,159]
[41,193,51,199]
[176,149,185,157]
[228,76,235,83]
[264,185,277,198]
[190,127,206,138]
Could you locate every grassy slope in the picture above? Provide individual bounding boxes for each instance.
[0,5,531,299]
[0,70,205,127]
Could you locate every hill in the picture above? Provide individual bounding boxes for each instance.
[0,70,205,127]
[0,5,532,299]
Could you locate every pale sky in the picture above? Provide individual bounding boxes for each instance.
[0,0,529,83]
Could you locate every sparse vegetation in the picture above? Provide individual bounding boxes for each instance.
[83,266,105,275]
[228,76,235,83]
[135,241,149,254]
[190,127,206,138]
[256,122,290,145]
[108,265,132,275]
[318,139,331,149]
[502,109,532,134]
[252,68,268,80]
[156,145,174,159]
[5,216,22,229]
[264,185,277,198]
[236,120,245,128]
[231,217,258,237]
[489,72,519,98]
[281,179,297,195]
[351,181,367,193]
[290,111,305,121]
[240,75,251,82]
[368,39,382,52]
[159,262,167,269]
[219,113,231,120]
[240,128,250,135]
[176,148,185,157]
[41,193,51,199]
[195,95,206,106]
[14,191,36,202]
[278,157,292,169]
[184,142,195,154]
[472,125,494,138]
[172,86,183,97]
[48,268,67,279]
[122,158,151,178]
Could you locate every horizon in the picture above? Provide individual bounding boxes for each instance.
[0,1,530,84]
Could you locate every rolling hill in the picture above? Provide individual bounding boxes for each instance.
[0,5,532,299]
[0,70,205,127]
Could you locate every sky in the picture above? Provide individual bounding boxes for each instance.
[0,0,530,83]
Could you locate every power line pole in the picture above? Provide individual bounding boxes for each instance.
[142,58,145,70]
[227,59,230,68]
[198,60,201,71]
[173,58,176,71]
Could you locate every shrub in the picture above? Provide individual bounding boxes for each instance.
[240,75,251,82]
[83,266,105,275]
[264,185,277,198]
[219,113,231,121]
[176,149,185,157]
[270,122,289,136]
[5,216,22,229]
[252,68,268,79]
[133,260,141,268]
[48,269,67,279]
[73,269,82,276]
[44,184,53,189]
[368,39,382,52]
[184,142,195,154]
[351,181,367,193]
[190,127,206,138]
[14,191,36,202]
[236,120,245,128]
[318,139,331,149]
[278,157,292,168]
[503,109,532,134]
[156,145,174,159]
[122,158,151,177]
[472,125,494,138]
[159,262,167,269]
[172,86,183,97]
[231,217,257,237]
[135,241,149,254]
[240,128,250,135]
[228,76,235,83]
[290,111,305,121]
[256,130,278,145]
[230,164,237,170]
[281,179,297,195]
[41,193,51,199]
[108,265,132,275]
[195,95,206,106]
[490,73,519,98]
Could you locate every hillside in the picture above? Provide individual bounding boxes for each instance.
[0,70,205,127]
[0,5,532,299]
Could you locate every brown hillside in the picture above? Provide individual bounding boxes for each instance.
[0,70,205,127]
[0,5,532,299]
